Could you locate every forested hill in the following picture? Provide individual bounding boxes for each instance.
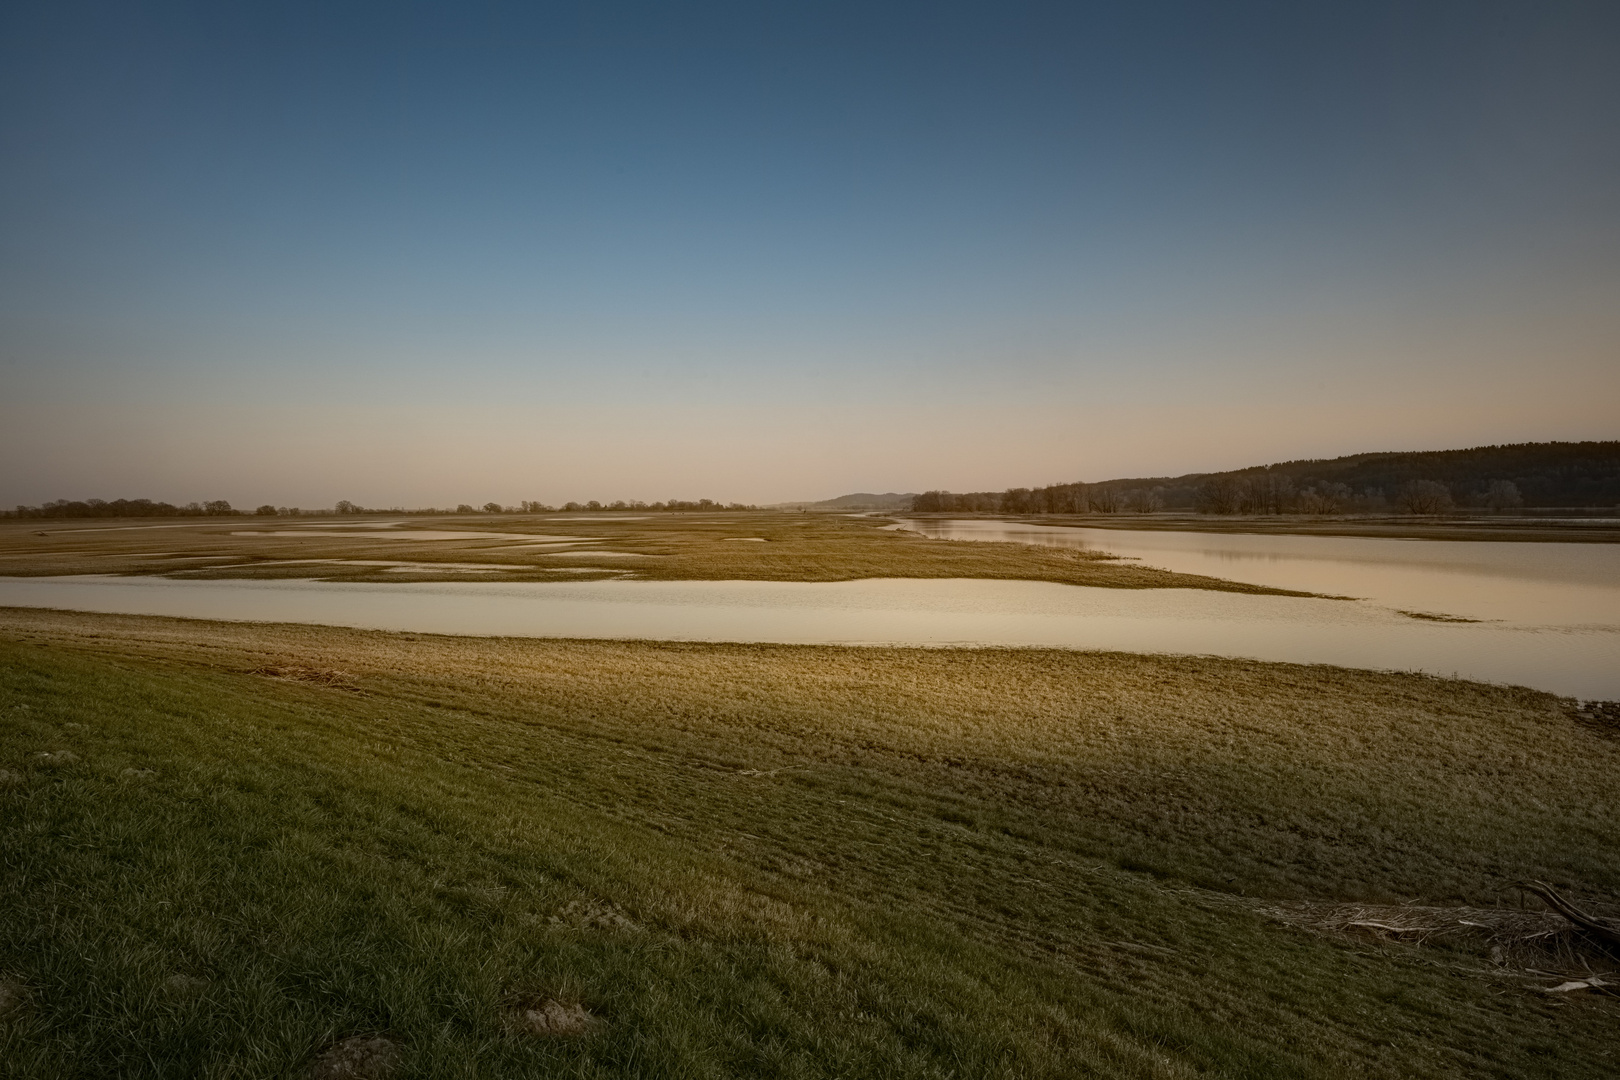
[1189,442,1620,506]
[912,441,1620,514]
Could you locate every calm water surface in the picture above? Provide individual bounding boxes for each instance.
[0,568,1615,699]
[230,530,593,543]
[895,519,1620,625]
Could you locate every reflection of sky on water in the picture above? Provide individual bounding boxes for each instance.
[895,520,1620,627]
[230,530,596,544]
[0,574,1616,700]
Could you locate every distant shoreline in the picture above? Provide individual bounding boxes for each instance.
[893,512,1620,544]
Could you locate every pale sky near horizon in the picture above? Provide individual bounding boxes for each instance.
[3,1,1617,508]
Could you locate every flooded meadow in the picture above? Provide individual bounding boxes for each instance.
[1,513,1616,697]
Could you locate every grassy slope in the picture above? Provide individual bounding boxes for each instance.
[3,609,1618,1078]
[0,515,1309,594]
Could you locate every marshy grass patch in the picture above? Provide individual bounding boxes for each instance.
[1398,609,1484,623]
[0,511,1315,594]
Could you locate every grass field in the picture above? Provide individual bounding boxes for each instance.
[3,607,1617,1078]
[0,514,1311,594]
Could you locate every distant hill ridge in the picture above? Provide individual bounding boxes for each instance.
[907,441,1620,513]
[777,492,918,510]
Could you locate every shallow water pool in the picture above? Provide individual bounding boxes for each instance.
[0,573,1614,699]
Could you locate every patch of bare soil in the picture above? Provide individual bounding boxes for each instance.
[436,881,508,911]
[509,998,599,1037]
[550,898,639,931]
[0,976,26,1020]
[162,974,209,996]
[0,769,23,786]
[305,1035,402,1079]
[250,665,357,688]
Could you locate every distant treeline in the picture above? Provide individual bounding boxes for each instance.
[912,441,1620,516]
[8,498,242,519]
[5,497,757,519]
[476,499,757,514]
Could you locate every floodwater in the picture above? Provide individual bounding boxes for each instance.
[893,519,1620,626]
[1,570,1616,699]
[248,559,530,573]
[530,550,659,558]
[229,530,593,543]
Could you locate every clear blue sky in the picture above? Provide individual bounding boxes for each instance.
[3,1,1616,506]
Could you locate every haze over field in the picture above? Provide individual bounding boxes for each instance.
[2,1,1617,507]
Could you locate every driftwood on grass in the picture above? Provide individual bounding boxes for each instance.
[1539,975,1613,995]
[1518,880,1620,949]
[248,665,357,687]
[1346,921,1437,936]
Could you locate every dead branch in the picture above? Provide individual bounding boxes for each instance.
[1539,975,1616,996]
[1347,921,1437,935]
[1518,881,1620,949]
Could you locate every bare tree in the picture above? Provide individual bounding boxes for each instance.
[1195,477,1240,514]
[1236,472,1295,515]
[1089,485,1120,513]
[1123,487,1164,513]
[1485,479,1523,512]
[1001,488,1033,514]
[1395,479,1454,515]
[1296,482,1349,515]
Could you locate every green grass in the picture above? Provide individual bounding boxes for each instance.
[2,608,1618,1078]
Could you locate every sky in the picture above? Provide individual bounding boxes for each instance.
[2,0,1617,508]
